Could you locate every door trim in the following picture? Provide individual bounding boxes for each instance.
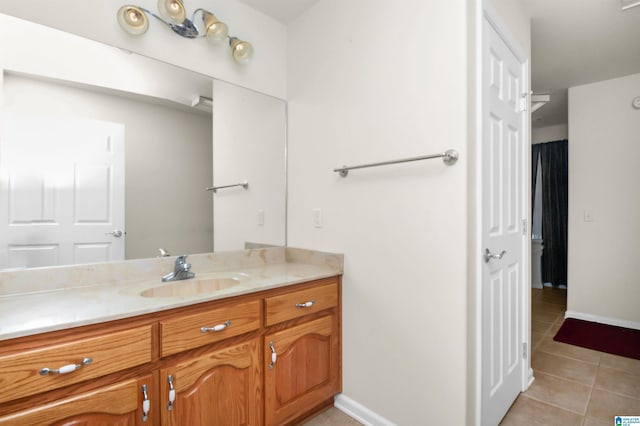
[475,3,532,424]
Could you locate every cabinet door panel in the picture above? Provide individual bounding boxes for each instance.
[265,315,339,426]
[160,339,261,426]
[0,377,149,426]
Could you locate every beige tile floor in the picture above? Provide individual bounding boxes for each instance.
[301,407,362,426]
[303,287,640,425]
[501,287,640,425]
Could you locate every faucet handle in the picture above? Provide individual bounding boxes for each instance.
[175,255,188,264]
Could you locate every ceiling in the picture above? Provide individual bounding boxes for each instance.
[237,0,640,128]
[524,0,640,128]
[236,0,320,24]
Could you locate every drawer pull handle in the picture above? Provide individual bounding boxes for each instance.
[200,320,232,333]
[141,384,150,422]
[268,341,277,369]
[39,357,92,376]
[295,300,315,308]
[167,375,176,411]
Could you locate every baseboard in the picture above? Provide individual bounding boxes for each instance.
[531,282,543,289]
[334,394,397,426]
[565,310,640,331]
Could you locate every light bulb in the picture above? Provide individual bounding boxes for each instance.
[117,6,149,35]
[157,0,186,24]
[230,37,254,63]
[202,12,228,43]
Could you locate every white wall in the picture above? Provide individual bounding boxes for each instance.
[0,0,287,98]
[4,74,213,259]
[212,80,286,251]
[287,0,469,423]
[568,72,640,327]
[532,123,568,144]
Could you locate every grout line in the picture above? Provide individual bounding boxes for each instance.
[517,393,587,418]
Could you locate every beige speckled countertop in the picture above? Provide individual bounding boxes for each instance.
[0,247,343,341]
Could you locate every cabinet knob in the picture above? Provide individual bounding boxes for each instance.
[295,300,315,309]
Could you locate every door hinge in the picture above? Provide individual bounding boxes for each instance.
[520,92,529,112]
[522,219,527,236]
[522,342,528,359]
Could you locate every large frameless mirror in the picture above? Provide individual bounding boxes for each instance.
[0,13,286,270]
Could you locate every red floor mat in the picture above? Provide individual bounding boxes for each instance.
[554,318,640,360]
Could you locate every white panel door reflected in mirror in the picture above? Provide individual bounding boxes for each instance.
[0,13,287,270]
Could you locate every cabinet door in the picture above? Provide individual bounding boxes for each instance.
[159,339,261,426]
[264,315,340,426]
[0,376,152,426]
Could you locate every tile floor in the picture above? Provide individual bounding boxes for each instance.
[303,287,640,425]
[501,287,640,425]
[301,406,362,426]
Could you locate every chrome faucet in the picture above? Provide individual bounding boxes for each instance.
[162,255,195,282]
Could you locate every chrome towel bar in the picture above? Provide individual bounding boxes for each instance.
[334,149,459,177]
[206,181,249,192]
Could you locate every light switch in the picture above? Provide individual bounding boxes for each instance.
[312,208,322,228]
[583,209,594,222]
[257,209,264,226]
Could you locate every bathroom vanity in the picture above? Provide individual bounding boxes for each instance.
[0,248,342,425]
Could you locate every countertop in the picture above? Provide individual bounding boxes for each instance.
[0,247,343,341]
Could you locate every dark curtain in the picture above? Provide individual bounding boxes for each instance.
[539,140,568,286]
[531,144,542,216]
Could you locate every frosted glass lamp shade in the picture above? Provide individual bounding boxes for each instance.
[117,6,149,35]
[157,0,186,24]
[230,37,254,63]
[202,12,229,42]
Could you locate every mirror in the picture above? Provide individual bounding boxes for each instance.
[0,14,286,270]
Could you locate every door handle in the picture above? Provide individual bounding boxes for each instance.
[484,248,506,263]
[105,230,125,238]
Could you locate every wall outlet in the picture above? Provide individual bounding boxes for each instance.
[312,208,322,228]
[257,209,264,226]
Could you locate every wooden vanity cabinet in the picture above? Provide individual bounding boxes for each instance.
[0,275,341,426]
[264,279,341,426]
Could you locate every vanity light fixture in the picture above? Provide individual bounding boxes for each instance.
[117,0,254,63]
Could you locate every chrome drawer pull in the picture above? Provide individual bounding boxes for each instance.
[167,375,176,411]
[200,320,232,333]
[268,341,277,370]
[39,357,92,376]
[295,300,315,308]
[141,384,150,422]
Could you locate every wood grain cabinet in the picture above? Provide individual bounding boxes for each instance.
[0,276,341,426]
[159,339,261,426]
[264,315,340,426]
[0,376,153,426]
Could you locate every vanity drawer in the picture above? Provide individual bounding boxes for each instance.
[265,279,339,326]
[160,300,262,357]
[0,325,152,404]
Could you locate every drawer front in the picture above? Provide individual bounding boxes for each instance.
[160,300,261,357]
[0,325,152,404]
[265,279,339,326]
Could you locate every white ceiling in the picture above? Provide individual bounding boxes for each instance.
[236,0,640,128]
[236,0,320,24]
[524,0,640,128]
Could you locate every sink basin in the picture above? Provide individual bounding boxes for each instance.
[140,277,242,298]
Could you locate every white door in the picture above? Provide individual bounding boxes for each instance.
[481,18,527,425]
[0,113,125,269]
